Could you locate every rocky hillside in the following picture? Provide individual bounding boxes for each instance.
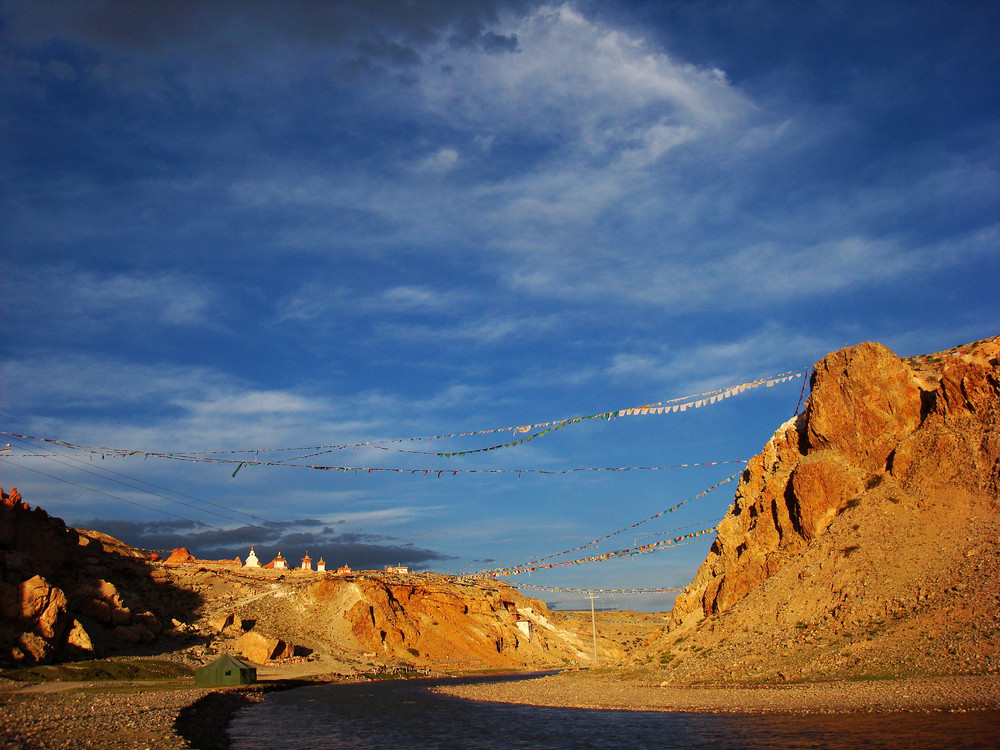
[0,487,617,672]
[193,568,608,672]
[642,335,999,683]
[0,488,200,664]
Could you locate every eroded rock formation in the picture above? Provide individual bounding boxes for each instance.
[670,336,1000,629]
[0,487,196,664]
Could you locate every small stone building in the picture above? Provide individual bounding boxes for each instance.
[244,546,260,568]
[300,553,312,571]
[316,557,326,572]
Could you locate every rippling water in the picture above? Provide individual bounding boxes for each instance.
[228,674,1000,750]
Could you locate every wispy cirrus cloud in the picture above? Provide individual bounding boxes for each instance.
[1,264,219,334]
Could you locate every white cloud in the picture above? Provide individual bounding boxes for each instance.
[503,222,1000,311]
[0,350,520,455]
[598,323,829,395]
[420,4,750,149]
[379,285,460,311]
[325,506,443,526]
[2,264,217,329]
[415,147,460,173]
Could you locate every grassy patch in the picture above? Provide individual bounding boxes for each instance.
[0,659,193,683]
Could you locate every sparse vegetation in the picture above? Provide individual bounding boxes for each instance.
[0,658,193,683]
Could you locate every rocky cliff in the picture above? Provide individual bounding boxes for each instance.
[652,335,1000,682]
[0,488,198,664]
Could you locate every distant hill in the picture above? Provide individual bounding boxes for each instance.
[0,487,619,672]
[640,335,1000,683]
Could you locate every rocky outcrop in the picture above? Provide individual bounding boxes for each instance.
[298,574,592,669]
[669,335,1000,629]
[164,548,195,565]
[0,487,201,665]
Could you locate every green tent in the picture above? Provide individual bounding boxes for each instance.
[194,654,257,686]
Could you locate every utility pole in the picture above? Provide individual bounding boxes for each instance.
[586,590,598,667]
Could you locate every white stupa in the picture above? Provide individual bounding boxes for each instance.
[244,545,260,568]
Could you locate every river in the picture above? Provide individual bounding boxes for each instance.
[228,673,1000,749]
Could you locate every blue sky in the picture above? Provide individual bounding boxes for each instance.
[1,0,997,610]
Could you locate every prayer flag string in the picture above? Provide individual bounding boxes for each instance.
[479,472,740,576]
[1,368,805,462]
[0,436,748,477]
[486,536,712,577]
[500,583,688,594]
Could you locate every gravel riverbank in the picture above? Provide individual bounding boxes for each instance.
[436,671,1000,714]
[2,671,998,749]
[0,682,266,749]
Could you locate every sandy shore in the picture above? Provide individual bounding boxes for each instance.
[436,671,1000,714]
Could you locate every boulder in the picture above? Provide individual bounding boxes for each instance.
[109,606,132,627]
[64,618,93,655]
[235,631,294,663]
[16,631,50,663]
[112,623,155,643]
[95,579,124,609]
[79,598,114,625]
[208,612,243,634]
[134,610,162,634]
[18,575,54,622]
[17,576,69,642]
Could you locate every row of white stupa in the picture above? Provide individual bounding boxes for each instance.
[243,545,331,572]
[243,545,408,575]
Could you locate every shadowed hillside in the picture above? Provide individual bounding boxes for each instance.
[0,488,206,664]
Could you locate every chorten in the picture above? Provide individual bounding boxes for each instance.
[244,545,260,568]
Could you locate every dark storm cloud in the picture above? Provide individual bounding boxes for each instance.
[5,1,526,62]
[73,516,453,570]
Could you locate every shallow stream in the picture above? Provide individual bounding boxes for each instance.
[228,673,1000,749]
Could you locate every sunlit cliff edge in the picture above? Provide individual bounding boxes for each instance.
[638,335,1000,683]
